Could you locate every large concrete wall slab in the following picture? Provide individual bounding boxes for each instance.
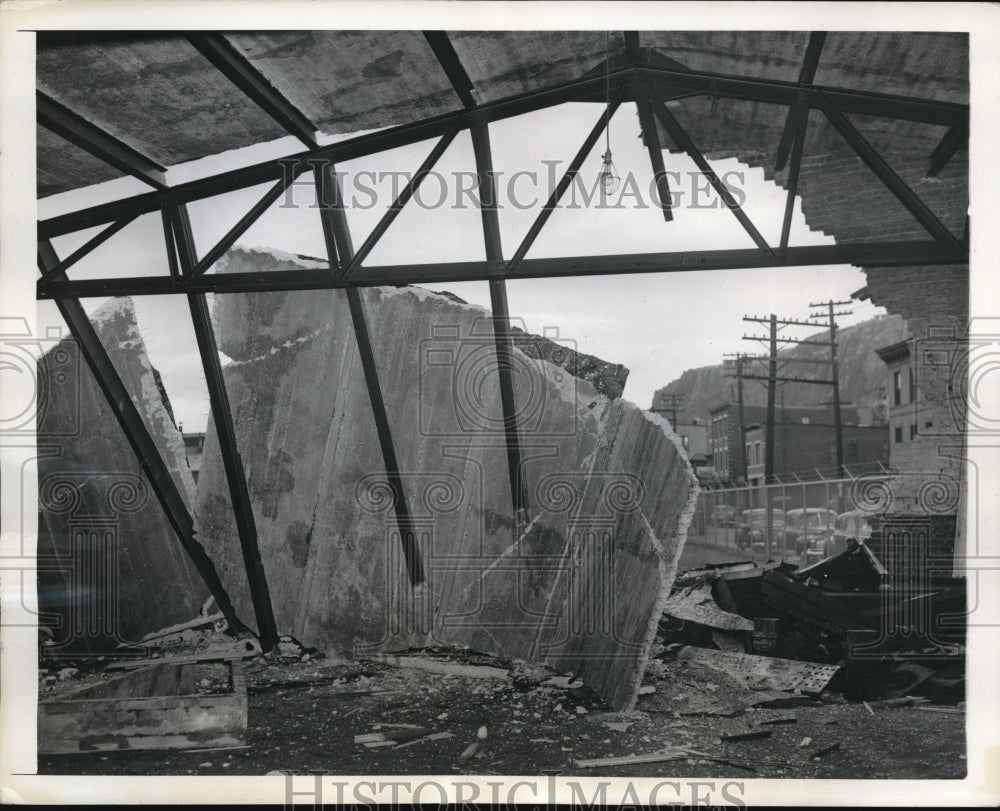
[37,297,209,653]
[196,247,697,709]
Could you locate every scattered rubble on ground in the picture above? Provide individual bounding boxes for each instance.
[38,539,965,777]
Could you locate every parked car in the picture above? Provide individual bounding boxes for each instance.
[737,508,785,552]
[784,508,838,561]
[709,504,738,527]
[825,510,878,558]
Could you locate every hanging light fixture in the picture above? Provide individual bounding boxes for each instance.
[598,30,621,196]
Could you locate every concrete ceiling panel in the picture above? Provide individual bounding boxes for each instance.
[37,33,288,166]
[36,123,124,197]
[641,31,811,82]
[224,31,460,135]
[448,31,623,104]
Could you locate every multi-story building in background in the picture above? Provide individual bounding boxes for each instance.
[743,420,888,485]
[708,402,863,484]
[876,338,935,462]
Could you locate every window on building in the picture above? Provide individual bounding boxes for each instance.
[910,424,917,440]
[754,441,762,466]
[894,426,903,444]
[893,371,902,406]
[746,443,752,465]
[925,420,933,429]
[909,366,915,403]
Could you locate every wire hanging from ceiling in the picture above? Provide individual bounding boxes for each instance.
[598,30,621,195]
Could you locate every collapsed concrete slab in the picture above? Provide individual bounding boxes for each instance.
[196,247,698,709]
[37,297,210,653]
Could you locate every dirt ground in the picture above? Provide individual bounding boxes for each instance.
[38,651,965,779]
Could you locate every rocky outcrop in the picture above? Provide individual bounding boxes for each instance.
[37,297,209,652]
[195,247,698,710]
[652,314,909,420]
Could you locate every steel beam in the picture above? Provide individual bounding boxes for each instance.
[37,202,152,284]
[424,31,476,108]
[343,121,463,277]
[313,162,352,272]
[36,91,168,190]
[38,60,967,241]
[187,33,318,149]
[509,95,623,269]
[38,240,968,300]
[313,163,425,586]
[169,205,280,652]
[926,125,967,178]
[775,32,827,171]
[636,84,673,222]
[188,160,311,276]
[472,122,530,529]
[637,64,968,127]
[779,105,808,252]
[817,93,964,254]
[647,89,774,257]
[160,202,180,281]
[37,238,244,635]
[38,66,630,240]
[624,32,641,63]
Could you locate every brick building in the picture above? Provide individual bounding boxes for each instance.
[708,402,861,484]
[875,338,938,455]
[743,420,888,485]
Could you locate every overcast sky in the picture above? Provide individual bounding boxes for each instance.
[38,101,885,433]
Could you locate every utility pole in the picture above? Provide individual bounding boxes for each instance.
[653,393,685,427]
[810,298,853,480]
[765,314,777,485]
[742,311,845,560]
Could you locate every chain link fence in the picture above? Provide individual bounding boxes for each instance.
[688,472,889,566]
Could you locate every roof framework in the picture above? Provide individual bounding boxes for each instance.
[35,31,969,650]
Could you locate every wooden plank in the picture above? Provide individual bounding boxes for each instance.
[575,749,689,768]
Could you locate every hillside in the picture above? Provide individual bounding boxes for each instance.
[651,314,908,422]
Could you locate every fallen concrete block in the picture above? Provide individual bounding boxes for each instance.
[37,297,210,652]
[195,247,699,710]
